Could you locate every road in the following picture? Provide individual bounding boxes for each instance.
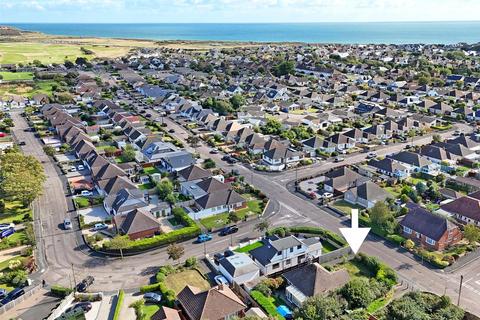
[160,115,480,315]
[10,109,480,315]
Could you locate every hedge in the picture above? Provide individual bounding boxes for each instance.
[51,285,73,297]
[250,290,284,320]
[354,253,397,288]
[113,290,124,320]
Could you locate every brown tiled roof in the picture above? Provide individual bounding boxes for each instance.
[440,196,480,222]
[178,165,212,182]
[113,208,161,235]
[151,306,181,320]
[177,285,245,320]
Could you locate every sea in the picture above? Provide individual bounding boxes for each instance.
[6,22,480,45]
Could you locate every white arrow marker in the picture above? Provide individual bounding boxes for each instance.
[340,209,370,254]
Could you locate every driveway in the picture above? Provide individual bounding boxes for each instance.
[78,206,109,224]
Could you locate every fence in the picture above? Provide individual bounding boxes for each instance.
[317,246,352,264]
[0,284,41,316]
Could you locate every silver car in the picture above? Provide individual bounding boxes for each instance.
[64,218,72,230]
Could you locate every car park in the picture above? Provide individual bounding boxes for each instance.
[219,225,239,236]
[63,218,72,230]
[144,292,162,303]
[214,275,229,285]
[76,276,94,292]
[92,223,108,231]
[196,233,212,243]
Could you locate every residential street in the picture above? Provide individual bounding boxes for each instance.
[9,110,480,315]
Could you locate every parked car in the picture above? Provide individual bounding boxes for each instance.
[366,152,377,159]
[322,192,334,199]
[0,288,7,299]
[63,218,72,230]
[80,190,93,197]
[18,141,26,146]
[308,192,317,200]
[168,129,175,133]
[65,302,92,314]
[214,275,229,285]
[0,223,14,231]
[77,165,85,171]
[196,233,213,243]
[219,225,239,236]
[210,148,219,154]
[143,292,162,303]
[334,157,345,163]
[0,227,15,239]
[69,166,77,172]
[92,223,108,231]
[0,287,25,306]
[76,276,94,292]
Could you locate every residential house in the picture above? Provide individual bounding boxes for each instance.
[113,207,162,240]
[400,203,462,251]
[440,195,480,226]
[249,235,322,275]
[283,262,350,307]
[344,181,392,209]
[177,285,246,320]
[218,253,261,285]
[323,167,368,194]
[387,151,439,175]
[367,158,409,179]
[192,189,246,220]
[104,188,148,216]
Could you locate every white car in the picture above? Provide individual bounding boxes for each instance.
[80,190,93,197]
[69,166,77,172]
[93,223,108,231]
[77,165,85,171]
[214,275,229,286]
[322,192,334,199]
[64,218,72,230]
[366,152,377,159]
[0,223,15,231]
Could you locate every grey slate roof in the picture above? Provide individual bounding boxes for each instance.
[195,189,245,210]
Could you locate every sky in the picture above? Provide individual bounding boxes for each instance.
[1,0,480,23]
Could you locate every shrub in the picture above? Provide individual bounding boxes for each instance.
[184,257,197,268]
[254,283,272,297]
[51,285,73,297]
[140,282,162,293]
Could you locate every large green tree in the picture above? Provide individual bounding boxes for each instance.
[0,151,46,205]
[339,278,376,309]
[294,295,346,320]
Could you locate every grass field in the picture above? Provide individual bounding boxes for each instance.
[0,72,34,81]
[200,200,263,229]
[235,241,263,253]
[0,80,57,99]
[331,200,364,215]
[0,200,32,224]
[164,269,210,294]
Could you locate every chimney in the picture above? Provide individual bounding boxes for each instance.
[218,283,224,291]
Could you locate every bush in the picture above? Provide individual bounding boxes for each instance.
[113,290,124,320]
[386,234,406,245]
[253,283,272,297]
[184,257,197,268]
[354,253,397,288]
[51,285,73,297]
[139,282,162,293]
[268,226,346,247]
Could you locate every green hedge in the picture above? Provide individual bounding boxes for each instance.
[113,290,124,320]
[354,253,397,288]
[140,283,162,293]
[51,285,72,297]
[250,290,284,320]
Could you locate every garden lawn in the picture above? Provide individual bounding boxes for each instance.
[331,259,376,279]
[331,200,363,215]
[0,256,26,271]
[138,183,155,190]
[0,200,32,224]
[74,197,90,208]
[164,270,210,295]
[235,241,263,253]
[385,186,401,198]
[367,290,394,314]
[235,200,263,216]
[143,167,160,175]
[0,72,34,81]
[200,213,229,229]
[142,304,161,320]
[320,241,338,253]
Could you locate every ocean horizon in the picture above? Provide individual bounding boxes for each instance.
[5,22,480,45]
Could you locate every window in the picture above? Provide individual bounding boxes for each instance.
[297,245,301,249]
[273,263,280,269]
[286,259,291,265]
[289,247,293,253]
[426,237,436,245]
[403,226,412,234]
[277,252,282,256]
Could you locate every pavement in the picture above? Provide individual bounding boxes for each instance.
[2,288,60,320]
[8,108,480,316]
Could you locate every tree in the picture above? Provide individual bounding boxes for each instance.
[228,212,240,223]
[109,235,131,259]
[43,146,56,157]
[156,179,174,200]
[294,294,346,320]
[261,118,282,135]
[229,94,245,110]
[369,201,396,234]
[121,144,136,162]
[404,239,415,250]
[464,224,480,245]
[0,151,46,206]
[254,219,270,236]
[273,60,295,77]
[432,134,443,143]
[166,244,185,262]
[339,278,376,309]
[415,182,427,195]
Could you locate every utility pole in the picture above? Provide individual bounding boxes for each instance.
[203,241,207,256]
[71,263,77,292]
[457,275,464,307]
